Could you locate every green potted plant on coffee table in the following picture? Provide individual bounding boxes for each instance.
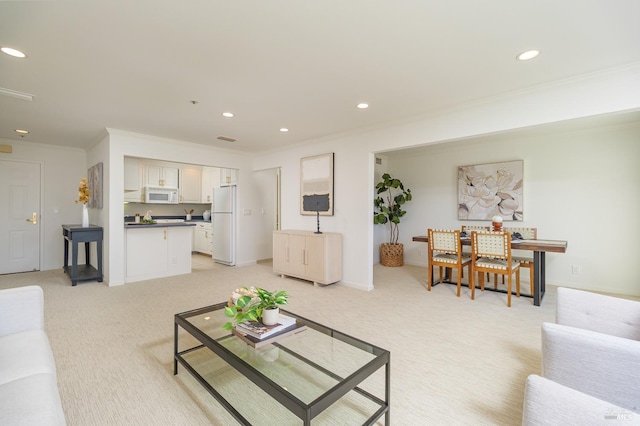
[223,287,289,330]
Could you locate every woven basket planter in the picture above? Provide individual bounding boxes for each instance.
[380,243,404,267]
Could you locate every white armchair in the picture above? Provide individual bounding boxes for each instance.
[555,286,640,340]
[522,287,640,425]
[523,375,640,425]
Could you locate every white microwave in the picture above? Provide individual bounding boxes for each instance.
[144,186,179,204]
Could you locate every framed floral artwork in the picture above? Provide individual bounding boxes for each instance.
[458,160,523,220]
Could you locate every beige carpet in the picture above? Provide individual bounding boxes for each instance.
[0,261,557,425]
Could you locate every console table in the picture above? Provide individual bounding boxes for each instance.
[62,224,103,286]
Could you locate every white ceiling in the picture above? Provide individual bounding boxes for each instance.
[2,1,640,153]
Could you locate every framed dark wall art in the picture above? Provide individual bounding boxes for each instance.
[458,160,523,221]
[87,162,103,209]
[300,153,334,216]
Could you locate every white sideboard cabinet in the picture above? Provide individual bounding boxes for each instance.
[273,230,342,286]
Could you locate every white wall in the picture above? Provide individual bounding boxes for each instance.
[6,63,639,296]
[253,138,375,290]
[1,139,87,271]
[388,118,640,296]
[253,64,640,294]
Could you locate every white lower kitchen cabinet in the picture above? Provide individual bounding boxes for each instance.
[193,222,213,255]
[125,226,193,283]
[273,230,342,286]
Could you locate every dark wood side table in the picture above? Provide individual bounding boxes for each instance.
[62,224,103,286]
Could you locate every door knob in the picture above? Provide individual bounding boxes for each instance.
[25,212,37,224]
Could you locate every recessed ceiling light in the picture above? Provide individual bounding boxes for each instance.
[15,129,29,135]
[279,128,289,132]
[1,47,26,58]
[222,112,234,118]
[357,103,369,109]
[516,50,540,61]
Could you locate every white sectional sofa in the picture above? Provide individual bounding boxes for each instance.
[523,287,640,425]
[0,285,66,425]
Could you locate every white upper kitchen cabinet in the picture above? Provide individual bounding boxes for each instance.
[201,167,220,203]
[145,164,179,188]
[124,157,143,202]
[180,166,201,203]
[220,168,237,186]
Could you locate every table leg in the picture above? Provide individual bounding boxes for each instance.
[385,357,391,425]
[97,239,103,282]
[541,252,546,296]
[84,242,90,267]
[63,236,69,271]
[174,322,179,375]
[533,251,545,306]
[71,241,78,286]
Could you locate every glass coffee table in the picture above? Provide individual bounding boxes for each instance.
[174,302,390,425]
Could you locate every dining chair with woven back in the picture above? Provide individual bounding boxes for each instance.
[470,230,521,307]
[504,227,537,295]
[461,225,490,280]
[427,228,472,297]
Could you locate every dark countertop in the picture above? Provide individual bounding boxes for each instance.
[124,222,197,228]
[123,216,211,228]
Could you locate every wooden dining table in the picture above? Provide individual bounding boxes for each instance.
[412,235,568,306]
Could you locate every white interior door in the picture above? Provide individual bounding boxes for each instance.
[0,160,41,274]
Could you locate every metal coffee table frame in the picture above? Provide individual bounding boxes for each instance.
[174,302,390,425]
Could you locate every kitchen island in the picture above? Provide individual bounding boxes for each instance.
[124,221,195,283]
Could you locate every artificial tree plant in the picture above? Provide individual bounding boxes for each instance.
[373,173,412,265]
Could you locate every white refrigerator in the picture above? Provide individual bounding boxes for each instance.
[212,185,236,265]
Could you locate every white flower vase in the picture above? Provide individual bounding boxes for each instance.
[261,307,279,325]
[82,204,89,227]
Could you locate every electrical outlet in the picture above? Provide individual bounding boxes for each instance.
[571,265,582,275]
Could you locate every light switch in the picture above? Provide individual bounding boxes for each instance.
[243,208,251,216]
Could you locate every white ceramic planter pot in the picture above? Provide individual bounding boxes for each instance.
[261,307,280,325]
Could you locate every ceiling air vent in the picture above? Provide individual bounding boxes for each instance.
[217,136,237,143]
